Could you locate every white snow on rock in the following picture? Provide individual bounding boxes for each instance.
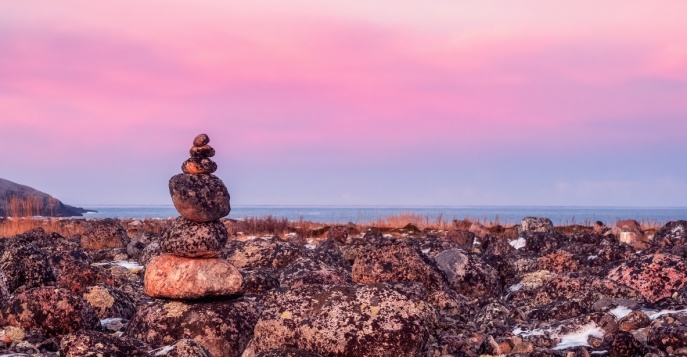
[508,283,523,292]
[93,260,144,273]
[509,238,526,250]
[609,306,632,319]
[553,322,604,350]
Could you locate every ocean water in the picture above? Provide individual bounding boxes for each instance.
[82,205,687,225]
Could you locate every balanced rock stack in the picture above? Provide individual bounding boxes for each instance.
[144,134,243,299]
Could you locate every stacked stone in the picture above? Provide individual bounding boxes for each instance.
[144,134,243,299]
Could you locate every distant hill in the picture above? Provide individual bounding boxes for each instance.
[0,178,93,217]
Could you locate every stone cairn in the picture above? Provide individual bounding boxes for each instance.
[144,133,243,299]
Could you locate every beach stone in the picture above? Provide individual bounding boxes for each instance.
[607,253,687,303]
[193,133,210,147]
[351,238,447,292]
[144,254,243,299]
[0,287,100,336]
[445,230,475,248]
[609,331,644,357]
[434,249,500,298]
[243,283,430,357]
[150,339,213,357]
[190,145,216,159]
[653,220,687,248]
[59,330,149,357]
[254,349,324,357]
[519,217,554,234]
[125,298,258,357]
[647,312,687,350]
[225,236,301,269]
[278,257,351,289]
[0,238,55,294]
[82,284,136,320]
[140,241,162,265]
[306,238,350,271]
[327,225,350,244]
[240,268,280,295]
[169,174,230,222]
[80,218,129,250]
[181,158,217,175]
[618,310,650,331]
[161,217,227,258]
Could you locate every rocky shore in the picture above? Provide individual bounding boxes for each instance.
[1,136,687,356]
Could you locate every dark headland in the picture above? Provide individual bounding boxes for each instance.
[0,178,94,217]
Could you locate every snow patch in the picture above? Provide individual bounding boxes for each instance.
[508,283,523,292]
[587,255,598,260]
[421,248,431,255]
[610,306,632,319]
[154,345,175,356]
[512,327,545,337]
[93,260,143,273]
[643,308,687,319]
[509,238,526,250]
[553,322,604,350]
[305,244,317,250]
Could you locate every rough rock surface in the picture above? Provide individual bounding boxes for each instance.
[0,238,55,293]
[82,284,136,319]
[278,257,351,289]
[125,298,258,357]
[190,144,216,159]
[647,312,687,350]
[445,230,475,248]
[169,174,230,223]
[80,218,129,250]
[0,287,100,336]
[607,253,687,303]
[160,217,228,258]
[434,248,500,298]
[144,254,243,299]
[653,220,687,248]
[255,349,324,357]
[181,158,218,175]
[151,339,213,357]
[518,217,554,234]
[351,238,447,292]
[193,133,210,147]
[225,237,301,269]
[244,283,430,357]
[59,330,149,357]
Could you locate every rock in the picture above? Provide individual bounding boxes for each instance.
[193,133,210,147]
[434,248,500,298]
[244,283,430,357]
[80,218,129,250]
[653,220,687,248]
[327,225,350,244]
[150,339,213,357]
[55,260,115,294]
[224,237,301,269]
[82,284,136,320]
[140,241,162,265]
[59,330,149,357]
[278,257,351,289]
[161,217,227,258]
[608,331,644,356]
[125,298,258,357]
[519,217,554,234]
[307,238,350,271]
[190,145,216,159]
[618,310,650,332]
[445,230,475,248]
[169,174,230,223]
[613,220,647,248]
[240,268,280,295]
[181,158,218,175]
[144,254,243,299]
[647,312,687,350]
[254,349,324,357]
[351,238,447,292]
[607,253,687,303]
[0,238,55,294]
[0,287,99,336]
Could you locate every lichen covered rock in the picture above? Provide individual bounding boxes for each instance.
[245,283,430,357]
[144,254,243,299]
[125,298,258,357]
[169,174,230,223]
[607,253,687,303]
[150,339,213,357]
[80,218,129,250]
[225,237,301,270]
[82,284,136,319]
[434,248,500,298]
[160,217,228,258]
[0,238,55,294]
[59,330,149,357]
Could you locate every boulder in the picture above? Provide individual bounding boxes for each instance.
[351,238,447,292]
[169,174,230,223]
[125,298,258,357]
[434,249,500,298]
[518,217,554,234]
[59,330,149,357]
[653,220,687,248]
[150,339,213,357]
[144,254,243,299]
[0,238,55,294]
[255,349,324,357]
[140,241,162,265]
[244,283,430,357]
[647,312,687,350]
[607,253,687,303]
[80,218,129,250]
[445,230,475,248]
[82,284,136,319]
[161,217,228,258]
[278,257,351,289]
[225,237,301,270]
[0,287,100,336]
[327,225,350,245]
[182,158,217,175]
[609,331,644,357]
[306,238,350,271]
[241,268,280,295]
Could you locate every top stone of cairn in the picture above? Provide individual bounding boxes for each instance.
[193,133,210,147]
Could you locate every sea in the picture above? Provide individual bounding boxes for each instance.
[81,205,687,226]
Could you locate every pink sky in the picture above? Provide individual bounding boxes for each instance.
[1,1,686,206]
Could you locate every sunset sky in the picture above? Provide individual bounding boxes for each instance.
[1,1,686,206]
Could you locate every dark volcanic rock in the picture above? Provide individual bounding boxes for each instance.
[607,253,687,303]
[609,331,644,357]
[647,312,687,350]
[652,220,687,248]
[434,248,500,299]
[190,144,216,159]
[241,268,280,295]
[0,287,100,336]
[151,339,213,357]
[169,174,230,223]
[327,225,349,245]
[225,237,301,269]
[0,238,56,293]
[445,230,476,248]
[351,238,447,292]
[55,260,115,294]
[181,158,218,175]
[125,298,258,357]
[161,217,228,258]
[244,283,430,357]
[306,238,350,271]
[278,257,351,289]
[80,218,129,250]
[82,284,136,320]
[0,177,91,217]
[140,241,162,265]
[59,330,149,357]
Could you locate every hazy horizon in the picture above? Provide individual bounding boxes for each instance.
[2,1,686,207]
